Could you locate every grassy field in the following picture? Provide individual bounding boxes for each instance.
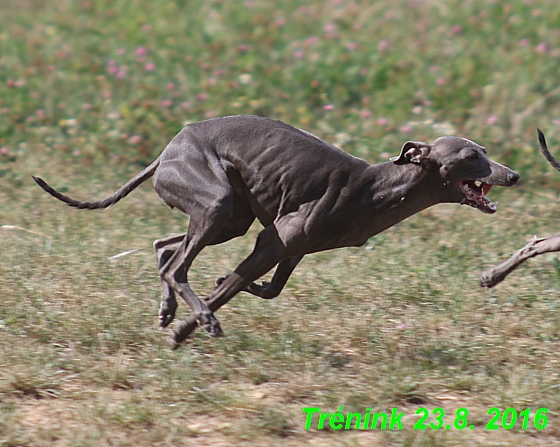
[3,0,560,445]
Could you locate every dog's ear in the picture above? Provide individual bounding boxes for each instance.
[391,141,431,165]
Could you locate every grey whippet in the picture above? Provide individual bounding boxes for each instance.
[481,129,557,287]
[34,115,519,345]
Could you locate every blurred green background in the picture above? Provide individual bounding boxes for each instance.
[2,0,560,175]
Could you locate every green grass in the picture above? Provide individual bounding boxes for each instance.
[3,0,560,445]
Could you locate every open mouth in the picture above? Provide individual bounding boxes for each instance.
[458,180,496,213]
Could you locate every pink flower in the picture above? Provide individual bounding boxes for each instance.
[0,147,9,155]
[452,25,463,35]
[160,99,172,107]
[322,104,335,111]
[486,115,498,125]
[116,48,126,55]
[346,42,359,51]
[436,77,447,86]
[377,117,389,126]
[107,60,118,75]
[166,83,176,90]
[378,40,389,52]
[519,38,529,48]
[293,50,304,59]
[197,93,208,101]
[360,110,372,119]
[304,36,319,47]
[400,125,412,133]
[535,42,547,53]
[135,47,147,56]
[116,67,127,78]
[324,23,336,33]
[144,63,156,71]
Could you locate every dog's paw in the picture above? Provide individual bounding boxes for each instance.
[158,300,178,328]
[171,318,198,346]
[480,271,501,288]
[197,311,224,338]
[246,281,278,299]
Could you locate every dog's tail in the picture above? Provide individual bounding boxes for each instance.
[538,128,560,172]
[33,157,160,210]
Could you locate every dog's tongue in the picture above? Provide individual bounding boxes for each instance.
[460,181,497,213]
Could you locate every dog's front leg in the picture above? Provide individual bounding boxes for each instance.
[216,255,303,299]
[160,232,224,337]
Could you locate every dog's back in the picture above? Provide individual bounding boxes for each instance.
[158,115,370,224]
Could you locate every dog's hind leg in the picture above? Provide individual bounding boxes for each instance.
[159,211,236,336]
[172,225,289,344]
[153,234,185,328]
[153,152,238,336]
[155,191,256,329]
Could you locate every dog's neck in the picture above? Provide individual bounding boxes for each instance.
[334,162,448,248]
[369,161,445,209]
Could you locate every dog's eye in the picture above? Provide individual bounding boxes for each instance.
[466,152,479,160]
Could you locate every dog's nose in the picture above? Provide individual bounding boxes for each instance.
[508,171,520,185]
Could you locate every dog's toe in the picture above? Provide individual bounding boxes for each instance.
[159,313,175,329]
[480,271,501,288]
[208,324,224,338]
[158,302,177,328]
[197,311,223,337]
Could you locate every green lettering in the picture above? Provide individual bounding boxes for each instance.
[362,408,372,430]
[317,412,331,429]
[302,407,320,430]
[345,412,362,429]
[371,412,388,429]
[330,411,344,430]
[389,408,404,430]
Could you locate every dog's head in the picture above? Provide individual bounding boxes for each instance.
[392,136,519,213]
